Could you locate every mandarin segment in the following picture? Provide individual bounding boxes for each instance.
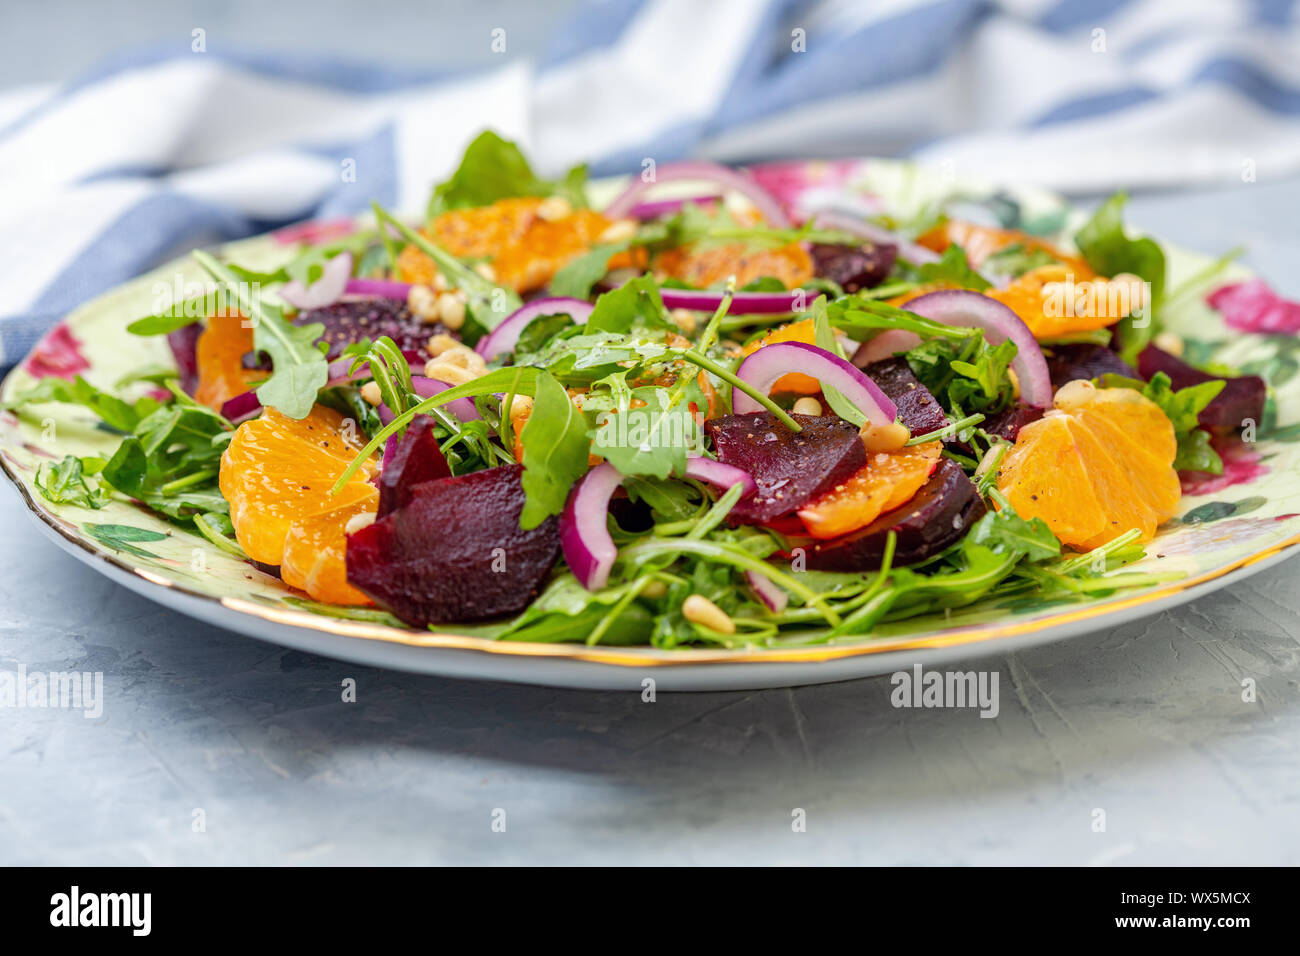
[220,405,379,604]
[194,311,261,410]
[997,380,1179,550]
[797,441,941,539]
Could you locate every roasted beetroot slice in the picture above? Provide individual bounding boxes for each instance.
[981,403,1044,443]
[168,324,202,395]
[1046,343,1136,388]
[347,464,560,626]
[704,412,866,524]
[801,459,983,571]
[377,415,451,517]
[863,357,949,435]
[1138,345,1265,431]
[297,298,447,359]
[810,242,898,293]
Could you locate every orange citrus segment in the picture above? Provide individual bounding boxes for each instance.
[396,197,615,293]
[195,311,262,410]
[797,442,942,539]
[220,405,379,604]
[656,242,813,292]
[997,380,1179,551]
[917,220,1094,276]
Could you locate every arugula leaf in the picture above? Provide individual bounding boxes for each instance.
[519,371,591,529]
[427,130,588,219]
[1074,192,1166,301]
[591,379,697,480]
[1075,192,1165,364]
[915,245,991,291]
[981,243,1058,279]
[549,241,630,299]
[35,455,109,509]
[4,375,156,432]
[193,250,328,420]
[810,296,867,427]
[1100,370,1225,473]
[584,274,673,335]
[967,505,1060,562]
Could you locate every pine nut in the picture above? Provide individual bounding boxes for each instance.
[536,196,573,221]
[344,511,376,535]
[474,262,497,282]
[669,309,697,336]
[426,332,459,357]
[682,595,735,634]
[598,219,637,244]
[437,292,466,330]
[407,284,440,323]
[360,381,383,406]
[860,420,910,452]
[792,397,822,416]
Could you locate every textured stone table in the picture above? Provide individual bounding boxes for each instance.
[3,183,1299,866]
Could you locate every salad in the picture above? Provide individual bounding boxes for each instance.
[8,131,1267,649]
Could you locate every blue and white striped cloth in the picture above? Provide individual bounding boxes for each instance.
[2,0,1297,366]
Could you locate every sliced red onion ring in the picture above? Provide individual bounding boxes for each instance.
[732,341,897,426]
[625,193,722,220]
[377,375,481,426]
[659,288,810,315]
[561,463,624,591]
[745,569,789,613]
[814,210,939,265]
[851,328,922,367]
[220,390,262,423]
[604,161,789,227]
[344,278,411,300]
[279,251,353,310]
[903,290,1053,408]
[562,456,757,590]
[682,456,756,497]
[475,297,594,361]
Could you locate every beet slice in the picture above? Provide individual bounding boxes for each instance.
[1137,345,1265,431]
[296,298,447,359]
[862,357,949,435]
[799,459,983,571]
[810,242,898,293]
[347,464,560,626]
[168,324,202,395]
[377,415,451,517]
[704,412,866,524]
[980,403,1044,443]
[1045,343,1136,388]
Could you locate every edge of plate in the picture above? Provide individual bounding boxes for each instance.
[6,446,1299,669]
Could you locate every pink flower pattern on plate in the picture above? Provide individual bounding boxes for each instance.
[1207,279,1300,334]
[24,324,90,381]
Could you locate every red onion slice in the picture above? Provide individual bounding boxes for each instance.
[475,297,594,361]
[659,288,809,315]
[220,390,262,423]
[279,251,353,310]
[603,161,789,227]
[851,328,922,367]
[377,375,481,425]
[626,193,722,220]
[903,290,1053,408]
[814,210,940,265]
[732,341,897,425]
[344,278,411,300]
[683,455,756,497]
[745,569,789,613]
[562,456,757,591]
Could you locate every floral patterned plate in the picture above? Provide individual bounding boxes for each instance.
[3,160,1300,691]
